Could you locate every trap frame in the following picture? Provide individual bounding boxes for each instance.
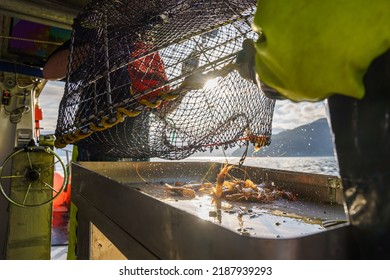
[54,0,275,160]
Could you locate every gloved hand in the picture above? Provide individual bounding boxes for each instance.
[252,0,390,102]
[236,39,285,100]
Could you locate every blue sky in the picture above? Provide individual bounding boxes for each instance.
[39,81,329,135]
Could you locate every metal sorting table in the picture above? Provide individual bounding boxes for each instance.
[71,161,356,259]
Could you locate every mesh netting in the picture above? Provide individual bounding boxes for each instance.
[54,0,275,160]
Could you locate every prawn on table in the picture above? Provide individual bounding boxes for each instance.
[163,161,297,204]
[212,162,234,198]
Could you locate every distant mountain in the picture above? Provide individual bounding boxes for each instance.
[232,118,335,157]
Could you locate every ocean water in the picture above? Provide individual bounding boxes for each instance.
[243,156,339,176]
[185,156,340,176]
[54,146,339,177]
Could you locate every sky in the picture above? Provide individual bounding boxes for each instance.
[38,81,329,135]
[272,99,329,134]
[38,81,64,133]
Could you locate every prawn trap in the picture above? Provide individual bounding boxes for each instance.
[54,0,275,160]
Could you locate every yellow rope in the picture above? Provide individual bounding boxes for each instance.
[139,99,162,108]
[54,138,67,148]
[74,130,93,140]
[160,92,180,101]
[116,107,142,117]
